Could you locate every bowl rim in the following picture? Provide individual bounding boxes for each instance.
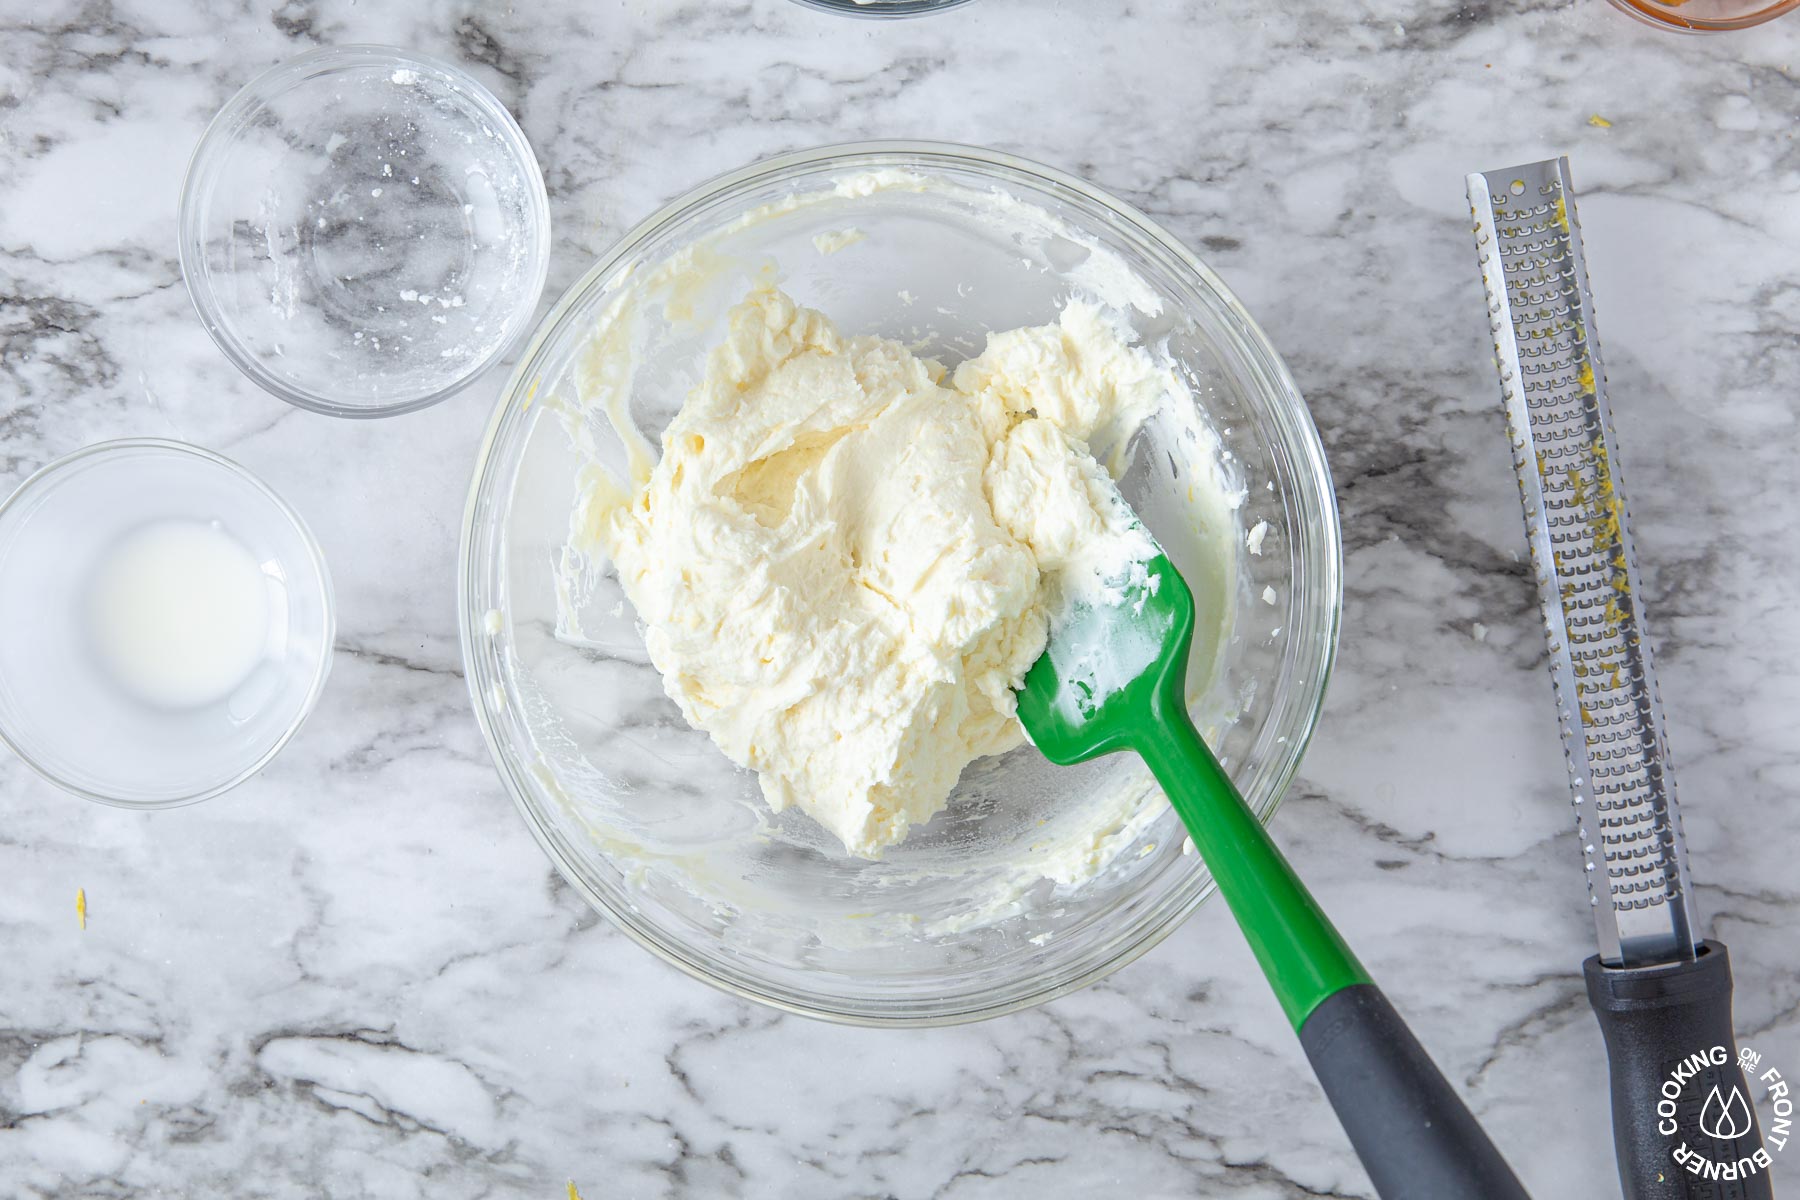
[787,0,979,16]
[176,43,552,420]
[458,139,1344,1026]
[0,438,337,808]
[1603,0,1799,30]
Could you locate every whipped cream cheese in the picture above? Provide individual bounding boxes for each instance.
[576,285,1179,858]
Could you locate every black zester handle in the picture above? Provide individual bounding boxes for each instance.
[1585,941,1773,1199]
[1298,984,1531,1199]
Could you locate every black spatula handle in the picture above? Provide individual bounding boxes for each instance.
[1585,941,1774,1200]
[1298,983,1532,1199]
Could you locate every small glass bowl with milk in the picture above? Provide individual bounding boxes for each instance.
[0,440,333,806]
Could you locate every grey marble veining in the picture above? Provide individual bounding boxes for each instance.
[3,1,1798,1196]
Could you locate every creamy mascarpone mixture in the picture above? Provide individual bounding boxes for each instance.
[579,285,1177,858]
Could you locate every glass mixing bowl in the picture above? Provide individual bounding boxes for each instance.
[460,142,1341,1025]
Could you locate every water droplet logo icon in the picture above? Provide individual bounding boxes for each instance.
[1699,1084,1753,1141]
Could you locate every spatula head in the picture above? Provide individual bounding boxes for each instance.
[1015,551,1195,765]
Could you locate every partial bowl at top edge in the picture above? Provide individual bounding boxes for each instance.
[1604,0,1799,29]
[789,0,979,17]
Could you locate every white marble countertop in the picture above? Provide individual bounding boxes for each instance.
[3,2,1798,1196]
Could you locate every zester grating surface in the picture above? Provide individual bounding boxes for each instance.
[1468,157,1699,968]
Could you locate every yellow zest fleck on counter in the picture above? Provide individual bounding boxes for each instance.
[76,888,87,930]
[568,1183,583,1200]
[1589,114,1613,129]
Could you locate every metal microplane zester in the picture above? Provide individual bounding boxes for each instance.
[1469,156,1695,968]
[1469,156,1770,1200]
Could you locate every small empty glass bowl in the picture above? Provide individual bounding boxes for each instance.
[790,0,977,15]
[179,46,551,417]
[0,440,334,807]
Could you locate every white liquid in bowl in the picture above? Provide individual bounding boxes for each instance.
[85,520,272,709]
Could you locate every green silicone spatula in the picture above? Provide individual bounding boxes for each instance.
[1016,542,1530,1200]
